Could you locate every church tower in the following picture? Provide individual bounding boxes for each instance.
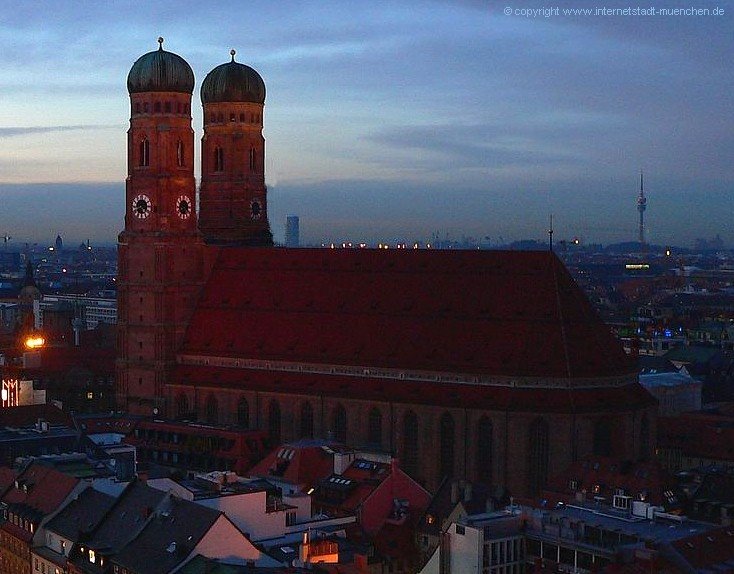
[116,39,205,415]
[199,50,273,245]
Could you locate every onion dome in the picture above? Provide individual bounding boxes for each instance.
[127,37,194,94]
[201,50,266,104]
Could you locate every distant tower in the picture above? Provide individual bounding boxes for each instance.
[55,234,63,252]
[637,170,647,246]
[199,50,272,246]
[285,215,300,248]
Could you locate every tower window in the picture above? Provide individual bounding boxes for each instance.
[217,113,223,123]
[134,103,140,114]
[139,137,150,167]
[153,102,161,113]
[176,140,185,167]
[214,146,224,172]
[144,102,149,113]
[177,103,182,114]
[249,148,257,173]
[164,101,171,113]
[230,113,236,122]
[239,113,245,122]
[210,114,216,123]
[251,113,255,123]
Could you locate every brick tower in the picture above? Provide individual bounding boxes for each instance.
[199,50,273,245]
[116,38,205,415]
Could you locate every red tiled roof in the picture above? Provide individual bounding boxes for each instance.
[181,248,635,380]
[1,462,79,515]
[172,365,655,413]
[248,440,336,488]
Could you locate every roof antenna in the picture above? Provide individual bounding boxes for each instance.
[548,214,554,252]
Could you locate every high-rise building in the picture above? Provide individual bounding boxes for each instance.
[285,215,300,247]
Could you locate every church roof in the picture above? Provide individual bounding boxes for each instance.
[181,248,635,382]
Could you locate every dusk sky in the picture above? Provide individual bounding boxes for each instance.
[0,1,731,246]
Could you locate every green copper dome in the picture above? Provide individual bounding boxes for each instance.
[127,38,194,95]
[201,50,265,104]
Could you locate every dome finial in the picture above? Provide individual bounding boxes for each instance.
[230,49,236,62]
[158,37,164,51]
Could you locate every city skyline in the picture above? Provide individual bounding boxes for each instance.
[0,1,731,246]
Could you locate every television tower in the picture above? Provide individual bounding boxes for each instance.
[637,170,647,246]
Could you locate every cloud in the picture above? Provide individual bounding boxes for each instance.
[0,125,116,138]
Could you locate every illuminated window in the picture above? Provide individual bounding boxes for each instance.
[89,550,96,564]
[87,392,94,400]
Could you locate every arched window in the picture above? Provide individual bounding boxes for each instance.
[402,410,419,478]
[300,402,314,438]
[249,148,257,173]
[176,140,185,167]
[210,114,217,123]
[139,137,149,167]
[153,101,161,113]
[164,101,171,113]
[528,418,549,495]
[268,400,281,445]
[476,416,493,483]
[439,412,455,479]
[239,113,245,122]
[237,397,249,427]
[332,404,347,443]
[177,102,182,114]
[176,394,189,418]
[217,113,223,123]
[205,394,218,424]
[230,113,236,122]
[134,103,140,114]
[640,413,650,460]
[593,419,612,457]
[368,408,382,447]
[143,102,149,113]
[214,146,224,172]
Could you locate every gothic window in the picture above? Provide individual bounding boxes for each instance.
[154,101,161,113]
[249,148,257,172]
[476,416,493,483]
[214,146,224,172]
[439,412,455,479]
[593,418,612,457]
[402,410,419,478]
[164,101,171,113]
[300,402,314,438]
[134,103,140,114]
[176,394,189,418]
[332,404,347,443]
[205,394,218,424]
[528,418,549,495]
[230,113,236,122]
[176,140,185,167]
[640,413,650,459]
[368,407,382,447]
[144,102,149,113]
[240,113,245,122]
[268,400,281,445]
[237,397,249,427]
[139,137,150,167]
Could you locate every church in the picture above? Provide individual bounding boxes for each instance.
[116,40,656,496]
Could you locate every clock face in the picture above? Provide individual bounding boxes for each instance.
[132,194,152,219]
[250,200,262,220]
[176,195,192,219]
